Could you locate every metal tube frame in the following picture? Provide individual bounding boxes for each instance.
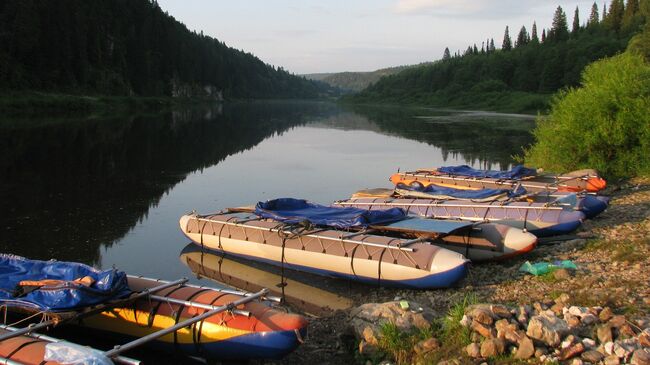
[192,216,417,252]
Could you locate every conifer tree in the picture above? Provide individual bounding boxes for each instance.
[605,0,625,31]
[516,26,529,47]
[531,21,539,43]
[588,2,600,26]
[502,26,512,50]
[443,47,451,60]
[603,3,608,21]
[550,6,569,41]
[622,0,640,32]
[541,29,546,42]
[481,41,485,53]
[489,38,495,52]
[572,6,581,34]
[473,44,478,54]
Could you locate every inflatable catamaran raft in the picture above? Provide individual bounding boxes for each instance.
[390,165,607,193]
[179,198,537,288]
[0,254,308,362]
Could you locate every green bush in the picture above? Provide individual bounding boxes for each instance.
[524,52,650,179]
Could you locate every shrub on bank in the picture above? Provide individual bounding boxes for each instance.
[524,52,650,179]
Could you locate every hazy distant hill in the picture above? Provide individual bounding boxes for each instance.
[303,65,418,92]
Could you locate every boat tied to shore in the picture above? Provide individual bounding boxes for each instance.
[0,254,307,362]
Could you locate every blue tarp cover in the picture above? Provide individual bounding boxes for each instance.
[396,183,525,200]
[255,198,407,229]
[0,254,131,312]
[437,165,536,179]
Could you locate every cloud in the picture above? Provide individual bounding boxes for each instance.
[395,0,480,14]
[392,0,587,18]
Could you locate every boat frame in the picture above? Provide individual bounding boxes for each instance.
[0,277,271,362]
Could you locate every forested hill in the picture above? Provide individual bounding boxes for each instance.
[350,0,646,113]
[303,65,416,92]
[0,0,331,99]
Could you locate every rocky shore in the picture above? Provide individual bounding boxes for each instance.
[273,178,650,365]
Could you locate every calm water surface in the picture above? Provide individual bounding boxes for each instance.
[0,101,535,285]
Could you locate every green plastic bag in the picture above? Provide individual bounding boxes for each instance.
[519,260,577,275]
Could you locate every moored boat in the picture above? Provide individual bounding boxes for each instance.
[0,325,139,365]
[390,166,607,193]
[335,196,585,237]
[179,209,469,289]
[78,276,309,360]
[0,254,308,361]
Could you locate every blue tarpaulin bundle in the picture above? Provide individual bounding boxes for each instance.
[255,198,407,229]
[0,254,131,312]
[437,165,537,179]
[396,183,526,200]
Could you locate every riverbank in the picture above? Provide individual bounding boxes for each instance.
[273,177,650,365]
[343,90,552,115]
[0,92,223,116]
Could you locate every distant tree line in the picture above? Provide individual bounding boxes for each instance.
[0,0,331,98]
[351,0,645,111]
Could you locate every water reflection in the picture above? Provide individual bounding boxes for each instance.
[0,102,338,264]
[0,101,534,278]
[180,244,358,316]
[344,105,535,169]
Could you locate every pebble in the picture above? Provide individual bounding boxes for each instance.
[581,350,605,363]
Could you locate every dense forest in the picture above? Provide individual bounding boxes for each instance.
[0,0,332,99]
[350,0,646,112]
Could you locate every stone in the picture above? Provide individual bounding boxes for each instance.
[358,340,380,357]
[490,305,512,319]
[526,313,570,347]
[631,349,650,365]
[551,302,565,316]
[349,301,435,345]
[581,350,605,363]
[562,334,577,348]
[495,319,523,344]
[465,343,481,358]
[414,337,440,355]
[597,324,614,344]
[555,293,572,305]
[535,346,548,358]
[560,342,586,361]
[609,315,627,328]
[571,359,584,365]
[582,338,597,348]
[620,323,637,338]
[514,336,535,359]
[566,314,582,327]
[605,341,615,355]
[581,314,598,325]
[640,330,650,347]
[613,342,632,359]
[604,354,620,365]
[480,338,505,358]
[554,268,573,280]
[569,306,589,317]
[600,307,614,322]
[472,321,496,339]
[459,314,471,328]
[516,309,528,326]
[471,307,494,325]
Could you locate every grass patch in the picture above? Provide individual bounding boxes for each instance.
[377,322,420,365]
[586,238,647,263]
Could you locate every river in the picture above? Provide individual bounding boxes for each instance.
[0,101,535,288]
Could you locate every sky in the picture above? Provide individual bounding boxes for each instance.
[157,0,598,74]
